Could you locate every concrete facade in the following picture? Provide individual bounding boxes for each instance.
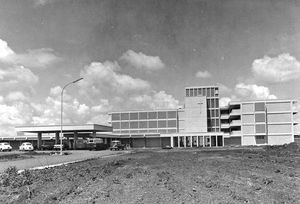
[221,100,297,146]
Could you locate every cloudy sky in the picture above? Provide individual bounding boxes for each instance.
[0,0,300,136]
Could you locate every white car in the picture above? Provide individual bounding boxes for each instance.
[19,142,34,151]
[0,142,12,152]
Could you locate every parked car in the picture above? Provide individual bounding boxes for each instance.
[86,138,109,151]
[0,142,12,152]
[110,140,126,151]
[41,142,54,150]
[53,144,68,151]
[19,142,34,151]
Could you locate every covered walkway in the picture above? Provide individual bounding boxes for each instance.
[15,124,112,150]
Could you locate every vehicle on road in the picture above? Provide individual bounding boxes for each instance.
[110,140,126,151]
[0,142,12,152]
[53,144,68,151]
[19,142,34,151]
[41,142,54,150]
[86,138,109,151]
[162,145,173,149]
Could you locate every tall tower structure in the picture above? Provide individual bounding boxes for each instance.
[185,86,220,132]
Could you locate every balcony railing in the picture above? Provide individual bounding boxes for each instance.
[230,109,241,115]
[230,120,241,126]
[231,130,241,136]
[221,123,230,129]
[220,114,229,119]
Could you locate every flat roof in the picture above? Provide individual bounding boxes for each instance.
[109,108,178,114]
[229,99,297,105]
[15,124,112,133]
[185,85,219,89]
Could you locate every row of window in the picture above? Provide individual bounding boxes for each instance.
[206,99,220,109]
[242,102,291,113]
[112,111,177,121]
[113,129,178,134]
[186,87,219,97]
[207,109,220,117]
[242,113,292,124]
[207,119,220,127]
[112,120,177,129]
[243,124,292,134]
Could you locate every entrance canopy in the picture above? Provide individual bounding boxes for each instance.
[16,124,112,134]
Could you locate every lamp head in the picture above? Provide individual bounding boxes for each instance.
[72,78,83,83]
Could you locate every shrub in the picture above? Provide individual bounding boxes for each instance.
[0,166,33,188]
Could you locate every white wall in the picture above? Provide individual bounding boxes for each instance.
[183,96,207,132]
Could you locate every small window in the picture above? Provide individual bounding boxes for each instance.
[190,89,194,97]
[211,88,215,96]
[167,120,177,127]
[112,113,120,121]
[158,111,167,119]
[139,121,147,129]
[198,88,202,96]
[112,122,120,129]
[149,121,157,128]
[130,121,138,129]
[186,89,189,97]
[148,112,157,119]
[130,112,138,120]
[139,112,147,120]
[167,111,177,119]
[121,113,129,120]
[207,88,211,97]
[255,113,266,123]
[256,135,265,140]
[256,124,266,134]
[255,102,265,112]
[158,120,167,128]
[121,122,129,129]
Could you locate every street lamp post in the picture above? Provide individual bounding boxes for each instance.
[60,78,83,155]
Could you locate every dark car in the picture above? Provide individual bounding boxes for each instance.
[110,140,126,151]
[87,143,109,151]
[41,143,54,150]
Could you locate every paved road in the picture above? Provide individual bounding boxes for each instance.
[0,150,127,172]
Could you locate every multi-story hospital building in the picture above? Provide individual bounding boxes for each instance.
[109,86,298,148]
[14,85,298,149]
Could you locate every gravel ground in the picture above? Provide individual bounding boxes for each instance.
[0,144,299,203]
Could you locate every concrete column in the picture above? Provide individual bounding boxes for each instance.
[66,136,71,149]
[196,136,199,147]
[74,131,78,150]
[55,132,59,144]
[170,136,174,147]
[184,136,186,148]
[209,136,212,147]
[37,132,42,150]
[190,136,193,147]
[178,137,180,148]
[202,136,204,147]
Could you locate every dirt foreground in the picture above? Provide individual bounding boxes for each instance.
[0,144,299,204]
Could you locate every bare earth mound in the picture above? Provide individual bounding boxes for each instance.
[0,144,299,203]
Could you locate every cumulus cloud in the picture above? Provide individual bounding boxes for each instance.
[78,60,178,111]
[196,70,211,78]
[0,39,61,69]
[219,97,231,107]
[252,53,300,82]
[235,83,277,100]
[79,61,151,100]
[120,50,165,71]
[0,65,39,98]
